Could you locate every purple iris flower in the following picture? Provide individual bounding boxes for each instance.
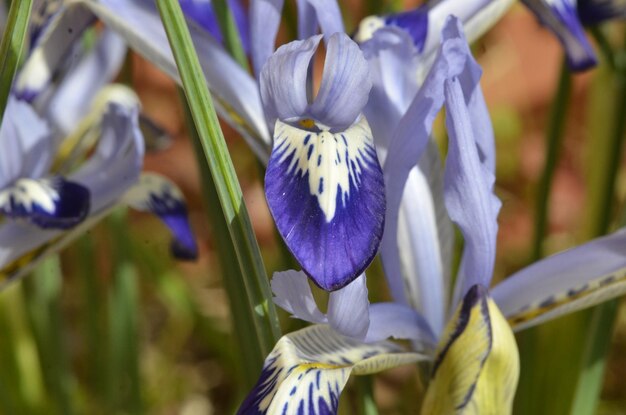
[1,15,199,284]
[261,33,385,291]
[239,16,626,414]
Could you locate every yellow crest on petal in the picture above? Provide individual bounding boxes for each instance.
[422,285,519,415]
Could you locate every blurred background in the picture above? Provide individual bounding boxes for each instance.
[1,1,625,414]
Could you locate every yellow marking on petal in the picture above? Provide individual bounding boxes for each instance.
[506,269,626,331]
[422,285,519,415]
[0,241,57,283]
[298,118,316,129]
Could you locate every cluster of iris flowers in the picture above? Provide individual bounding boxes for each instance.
[0,0,625,413]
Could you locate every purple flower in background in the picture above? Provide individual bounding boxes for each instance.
[261,34,385,291]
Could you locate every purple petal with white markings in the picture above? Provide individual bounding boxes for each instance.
[260,35,322,130]
[522,0,597,71]
[308,33,371,132]
[0,177,90,229]
[265,118,385,291]
[238,325,422,415]
[328,274,370,339]
[124,173,198,261]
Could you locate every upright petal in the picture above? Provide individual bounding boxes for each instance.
[238,325,423,414]
[522,0,597,71]
[307,33,372,132]
[44,29,127,135]
[0,97,52,188]
[304,0,344,38]
[360,27,420,152]
[422,285,519,415]
[123,173,198,261]
[250,0,284,77]
[443,75,500,302]
[260,36,322,130]
[380,16,471,305]
[327,274,370,339]
[271,270,328,324]
[265,117,385,291]
[492,229,626,331]
[14,6,95,102]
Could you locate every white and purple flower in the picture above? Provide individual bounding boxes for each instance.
[238,16,626,414]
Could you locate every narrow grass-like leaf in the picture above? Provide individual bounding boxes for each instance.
[106,210,142,415]
[571,32,626,415]
[23,256,75,415]
[211,0,249,70]
[155,0,281,371]
[0,0,33,122]
[182,95,264,388]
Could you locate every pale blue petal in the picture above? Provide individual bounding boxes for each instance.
[492,229,626,331]
[522,0,597,70]
[45,29,127,135]
[81,0,271,160]
[443,75,499,301]
[124,173,198,260]
[327,274,369,340]
[382,5,430,52]
[250,0,284,77]
[306,0,344,37]
[271,269,327,324]
[0,97,52,188]
[381,16,470,305]
[365,302,437,347]
[259,35,322,130]
[307,33,371,131]
[297,0,317,39]
[14,6,95,102]
[70,89,144,213]
[396,164,448,335]
[360,27,419,151]
[265,118,384,291]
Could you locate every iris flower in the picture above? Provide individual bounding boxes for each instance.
[0,15,198,284]
[354,0,625,72]
[238,17,626,414]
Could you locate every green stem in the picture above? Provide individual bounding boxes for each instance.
[0,0,33,122]
[211,0,250,71]
[531,59,572,261]
[589,26,616,71]
[570,34,626,415]
[155,0,281,371]
[181,91,265,388]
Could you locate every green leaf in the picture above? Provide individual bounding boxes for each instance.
[154,0,281,376]
[0,0,33,123]
[211,0,249,71]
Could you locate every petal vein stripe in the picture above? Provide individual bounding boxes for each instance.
[238,325,421,415]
